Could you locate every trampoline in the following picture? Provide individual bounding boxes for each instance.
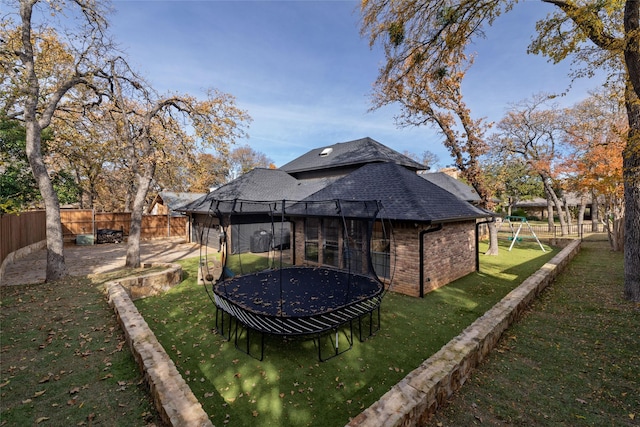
[199,199,393,361]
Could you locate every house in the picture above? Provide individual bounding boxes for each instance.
[421,171,482,205]
[148,191,207,216]
[180,137,491,297]
[512,192,594,220]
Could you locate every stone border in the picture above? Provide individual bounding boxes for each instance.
[106,266,213,427]
[347,239,582,426]
[0,240,46,284]
[105,240,580,427]
[115,262,183,300]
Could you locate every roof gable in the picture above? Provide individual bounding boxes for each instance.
[279,137,426,174]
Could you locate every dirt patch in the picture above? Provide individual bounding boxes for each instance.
[1,238,202,286]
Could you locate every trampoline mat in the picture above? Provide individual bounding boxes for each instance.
[213,266,383,318]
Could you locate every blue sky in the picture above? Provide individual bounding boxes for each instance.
[107,1,605,168]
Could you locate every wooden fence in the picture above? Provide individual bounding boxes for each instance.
[1,210,188,266]
[0,210,47,267]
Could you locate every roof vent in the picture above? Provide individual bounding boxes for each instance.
[319,147,333,157]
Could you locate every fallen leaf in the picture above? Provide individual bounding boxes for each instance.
[38,374,52,384]
[35,417,49,423]
[33,390,46,397]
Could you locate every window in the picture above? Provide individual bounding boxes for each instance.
[344,219,364,272]
[305,218,319,262]
[322,218,340,267]
[371,221,390,279]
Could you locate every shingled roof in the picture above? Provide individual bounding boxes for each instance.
[421,172,482,204]
[179,168,337,214]
[279,137,426,174]
[300,162,489,222]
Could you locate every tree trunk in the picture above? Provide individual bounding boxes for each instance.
[20,2,67,281]
[563,196,572,230]
[25,122,67,281]
[543,178,568,235]
[577,194,586,237]
[546,198,554,232]
[125,170,154,268]
[623,82,640,302]
[485,220,499,255]
[591,190,599,232]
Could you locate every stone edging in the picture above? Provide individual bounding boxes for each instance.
[106,268,213,427]
[347,239,582,426]
[106,240,580,427]
[0,240,46,284]
[116,262,183,300]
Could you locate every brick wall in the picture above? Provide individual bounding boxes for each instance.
[293,219,477,298]
[390,221,476,297]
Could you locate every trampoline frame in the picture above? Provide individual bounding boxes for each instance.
[200,199,392,361]
[212,266,384,361]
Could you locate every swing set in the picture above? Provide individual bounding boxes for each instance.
[498,216,546,252]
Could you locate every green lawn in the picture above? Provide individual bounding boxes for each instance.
[426,237,639,427]
[134,240,558,426]
[0,271,162,427]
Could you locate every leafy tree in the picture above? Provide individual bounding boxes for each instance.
[49,96,120,209]
[402,150,440,170]
[186,152,229,192]
[483,154,544,217]
[361,0,500,254]
[360,0,640,301]
[562,89,626,250]
[0,116,39,213]
[106,58,251,268]
[492,94,572,234]
[1,0,113,281]
[227,144,274,181]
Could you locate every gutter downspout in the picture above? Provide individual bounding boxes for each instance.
[475,216,496,272]
[419,223,443,298]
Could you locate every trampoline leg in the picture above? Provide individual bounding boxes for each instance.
[317,323,354,362]
[357,307,381,342]
[215,307,233,341]
[233,323,265,361]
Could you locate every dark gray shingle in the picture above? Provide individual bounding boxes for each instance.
[279,137,426,174]
[301,163,489,222]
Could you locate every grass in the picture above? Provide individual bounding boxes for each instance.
[0,269,162,427]
[426,237,639,427]
[133,240,558,426]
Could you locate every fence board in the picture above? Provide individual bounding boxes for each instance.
[1,210,188,267]
[0,211,47,265]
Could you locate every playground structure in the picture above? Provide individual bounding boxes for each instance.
[498,216,546,252]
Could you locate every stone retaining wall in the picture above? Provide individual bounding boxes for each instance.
[116,262,183,300]
[0,240,46,284]
[106,267,213,427]
[106,240,580,427]
[347,239,582,426]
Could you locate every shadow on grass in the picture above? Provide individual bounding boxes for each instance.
[134,241,559,427]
